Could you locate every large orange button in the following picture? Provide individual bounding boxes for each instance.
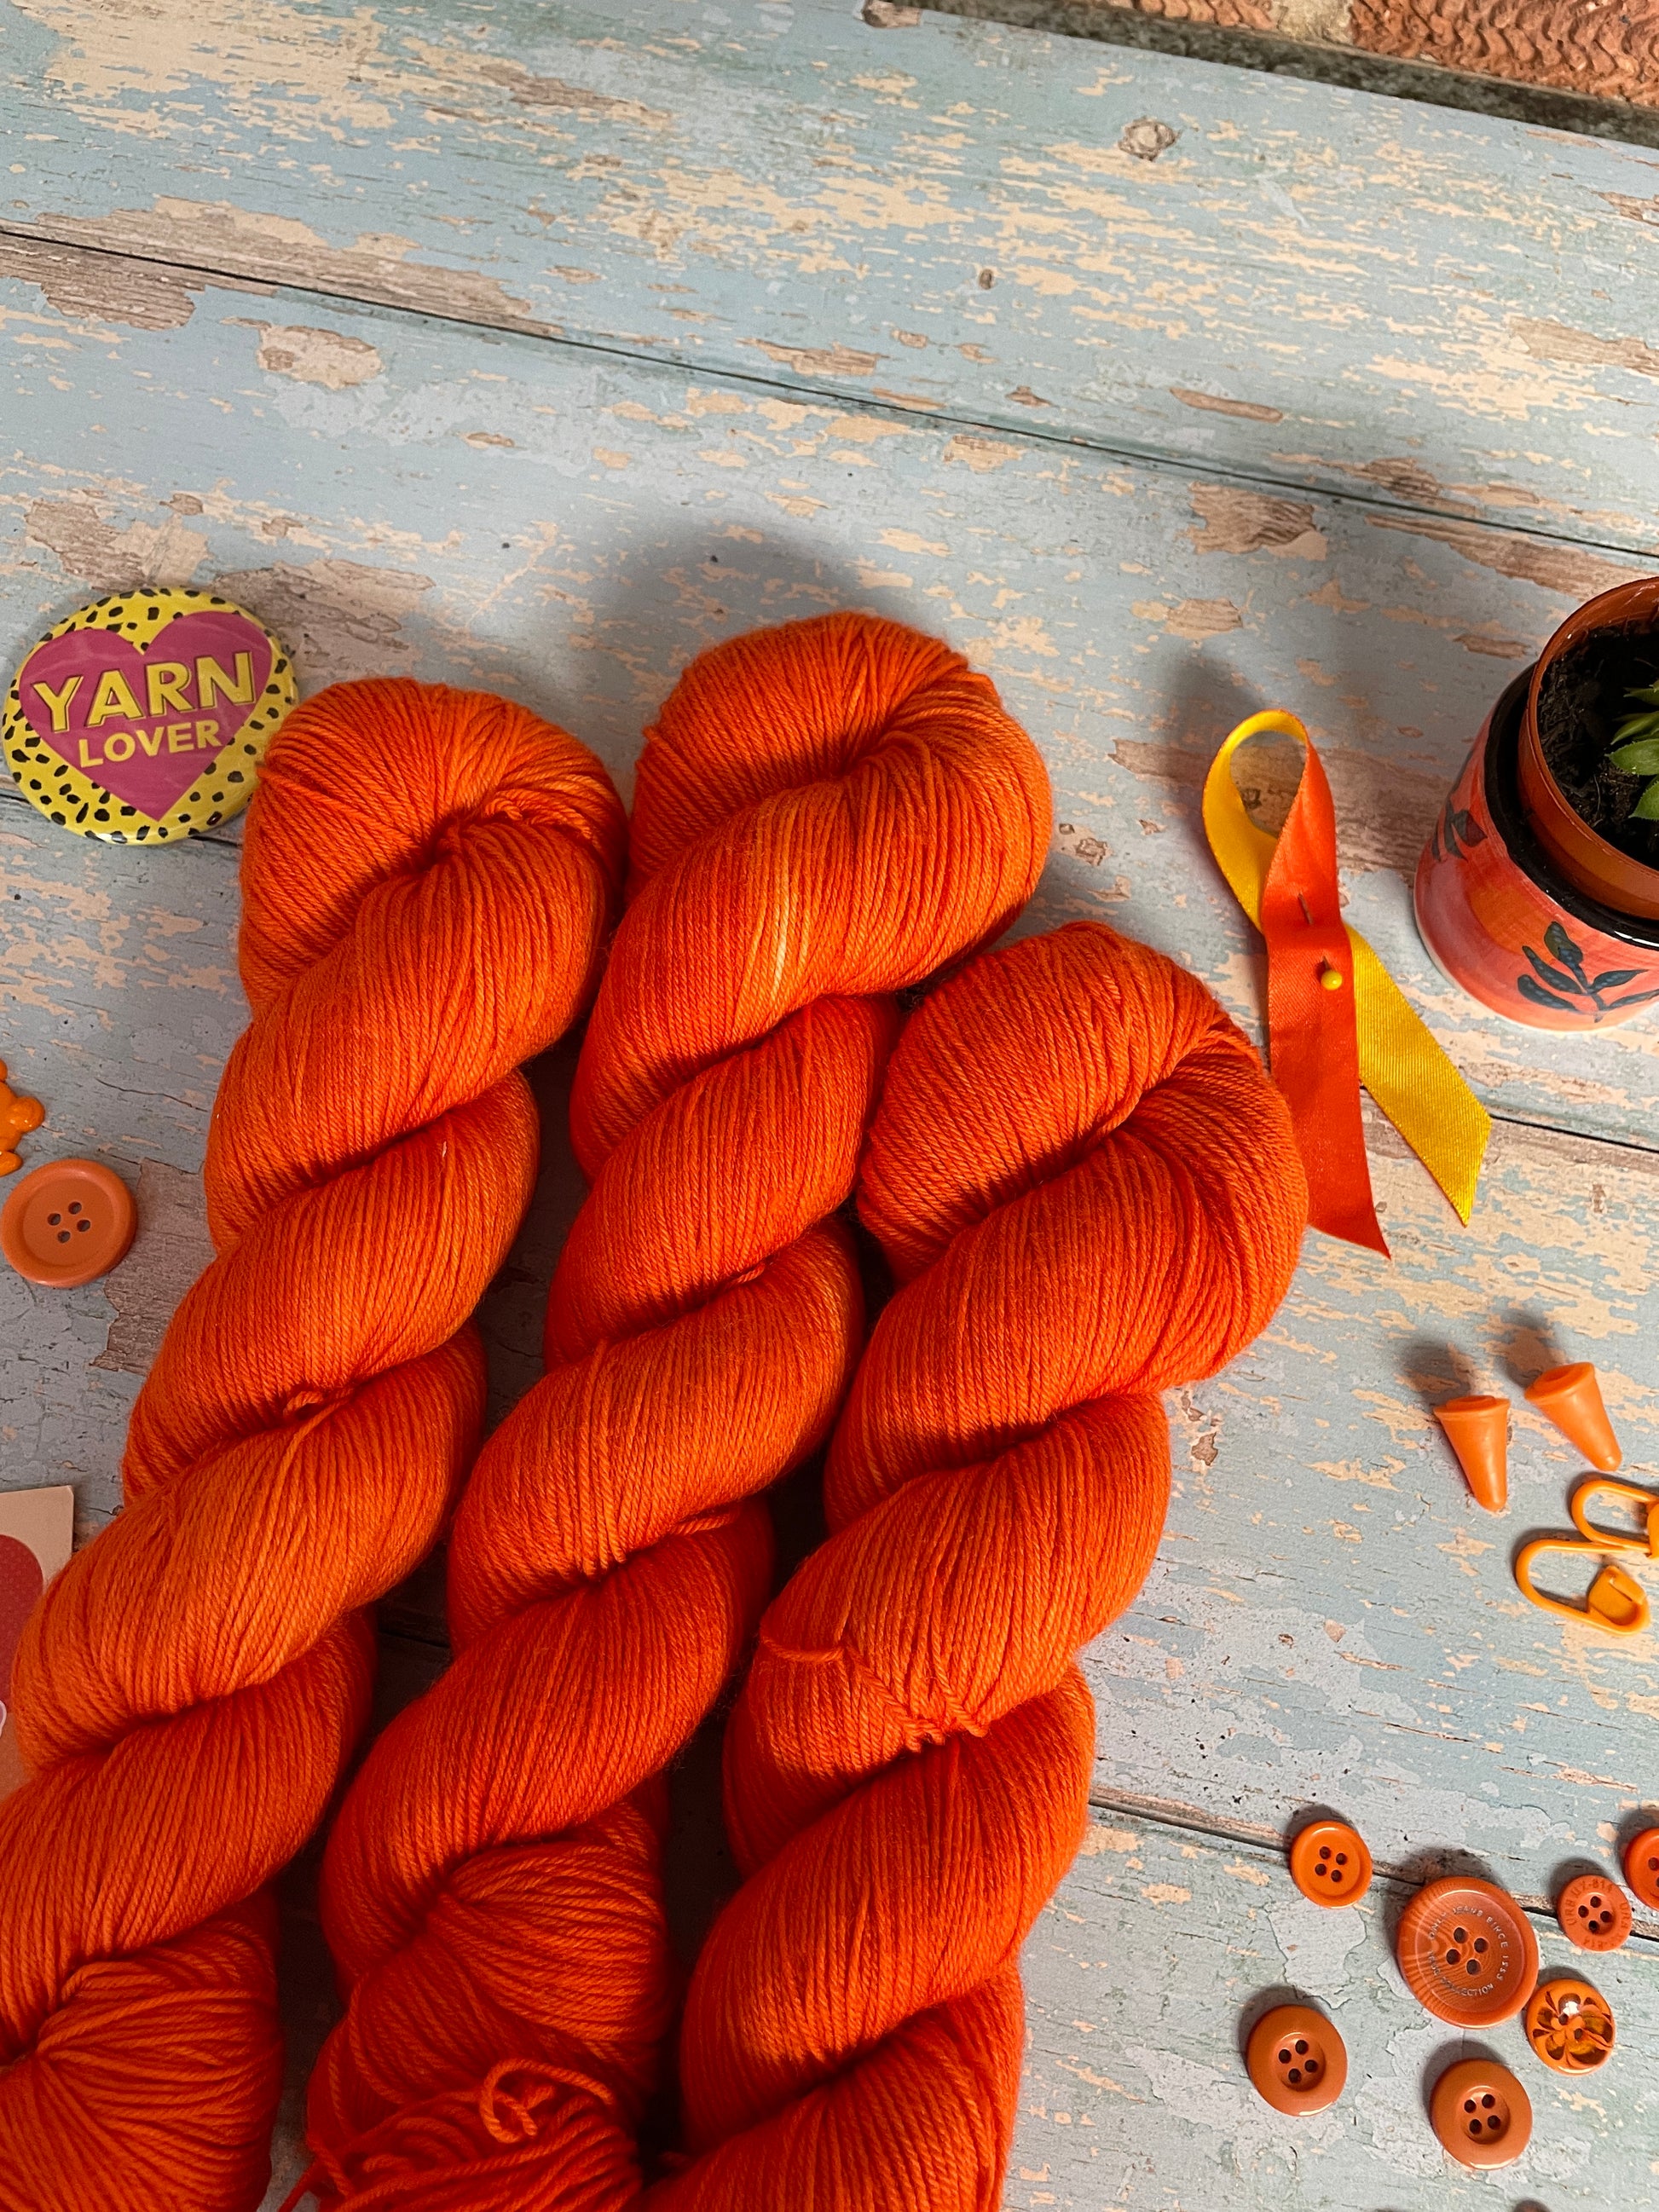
[1556,1872,1632,1952]
[1430,2057,1531,2168]
[1396,1876,1539,2027]
[1622,1827,1659,1912]
[0,1158,136,1287]
[1246,2003,1346,2116]
[1524,1975,1616,2074]
[1288,1818,1373,1906]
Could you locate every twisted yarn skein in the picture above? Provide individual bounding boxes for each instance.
[661,919,1308,2210]
[303,612,1050,2206]
[0,679,624,2212]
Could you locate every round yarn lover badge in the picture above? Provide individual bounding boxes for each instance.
[4,587,296,844]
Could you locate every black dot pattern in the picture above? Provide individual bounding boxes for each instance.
[3,585,297,847]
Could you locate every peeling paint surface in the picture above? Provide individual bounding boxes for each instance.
[7,0,1659,546]
[3,9,1658,2206]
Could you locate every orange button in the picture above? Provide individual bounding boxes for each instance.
[1556,1872,1632,1952]
[0,1158,136,1287]
[1245,2003,1346,2116]
[1524,1975,1616,2074]
[1288,1818,1373,1907]
[1430,2057,1531,2168]
[1396,1876,1539,2027]
[1623,1826,1659,1912]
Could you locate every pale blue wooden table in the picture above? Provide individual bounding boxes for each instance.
[3,2,1657,2203]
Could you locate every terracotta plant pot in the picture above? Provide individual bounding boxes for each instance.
[1516,576,1659,920]
[1415,669,1659,1031]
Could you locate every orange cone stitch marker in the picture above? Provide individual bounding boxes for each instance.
[1525,1362,1621,1472]
[1433,1395,1509,1512]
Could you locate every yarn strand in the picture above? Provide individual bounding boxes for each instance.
[662,920,1308,2209]
[304,613,1050,2206]
[0,679,624,2212]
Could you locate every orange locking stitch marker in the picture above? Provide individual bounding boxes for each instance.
[1526,1361,1621,1470]
[1570,1476,1659,1558]
[0,1062,43,1176]
[1514,1536,1650,1637]
[1432,1394,1509,1512]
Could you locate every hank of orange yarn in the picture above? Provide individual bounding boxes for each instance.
[0,679,623,2212]
[303,612,1051,2206]
[659,920,1307,2209]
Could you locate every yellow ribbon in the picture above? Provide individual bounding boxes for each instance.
[1204,711,1490,1227]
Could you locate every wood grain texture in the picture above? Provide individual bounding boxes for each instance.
[8,0,1659,550]
[3,8,1657,2204]
[1018,1806,1659,2207]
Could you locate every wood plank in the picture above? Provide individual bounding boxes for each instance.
[7,0,1659,552]
[5,254,1656,1158]
[1016,1805,1659,2208]
[3,251,1656,1939]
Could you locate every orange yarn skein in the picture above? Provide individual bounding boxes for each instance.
[0,679,623,2212]
[303,613,1049,2205]
[662,921,1308,2210]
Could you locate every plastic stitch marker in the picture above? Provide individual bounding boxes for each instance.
[1525,1361,1621,1471]
[1513,1538,1649,1636]
[0,1062,43,1175]
[1569,1476,1659,1558]
[1432,1394,1509,1512]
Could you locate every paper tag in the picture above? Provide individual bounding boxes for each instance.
[3,587,296,844]
[0,1485,73,1801]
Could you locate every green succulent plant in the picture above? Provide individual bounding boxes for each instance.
[1611,681,1659,821]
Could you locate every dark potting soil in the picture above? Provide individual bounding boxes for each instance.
[1536,622,1659,868]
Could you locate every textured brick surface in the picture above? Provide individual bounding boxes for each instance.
[1090,0,1659,106]
[1351,0,1659,106]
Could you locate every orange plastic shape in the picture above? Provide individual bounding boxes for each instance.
[1396,1876,1539,2028]
[1246,2004,1346,2116]
[1288,1819,1373,1907]
[1430,2057,1532,2169]
[1556,1873,1633,1953]
[1526,1361,1621,1471]
[0,1158,135,1287]
[1623,1826,1659,1912]
[1523,1976,1615,2074]
[1432,1394,1509,1512]
[0,1061,43,1177]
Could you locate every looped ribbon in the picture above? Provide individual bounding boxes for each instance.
[1203,711,1490,1256]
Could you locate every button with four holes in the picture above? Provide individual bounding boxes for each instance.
[0,1158,136,1288]
[1430,2057,1532,2168]
[1246,2003,1347,2116]
[1396,1876,1539,2027]
[1288,1818,1373,1907]
[1622,1827,1659,1912]
[1523,1975,1616,2074]
[1556,1872,1632,1953]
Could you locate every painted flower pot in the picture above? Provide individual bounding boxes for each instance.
[1415,668,1659,1030]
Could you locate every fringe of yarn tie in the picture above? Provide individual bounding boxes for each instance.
[659,920,1309,2210]
[304,613,1052,2203]
[0,678,625,2211]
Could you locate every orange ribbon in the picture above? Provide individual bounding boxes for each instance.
[1204,713,1490,1256]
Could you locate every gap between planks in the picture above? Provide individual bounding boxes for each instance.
[4,222,1654,575]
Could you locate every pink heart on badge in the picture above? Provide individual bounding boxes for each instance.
[18,608,275,822]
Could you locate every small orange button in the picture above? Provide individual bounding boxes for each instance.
[1246,2003,1346,2116]
[1430,2057,1531,2168]
[0,1158,136,1288]
[1523,1976,1616,2074]
[1288,1819,1373,1907]
[1396,1876,1539,2027]
[1556,1872,1632,1952]
[1623,1826,1659,1912]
